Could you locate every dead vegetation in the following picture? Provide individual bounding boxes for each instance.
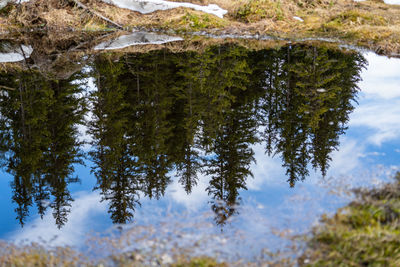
[1,0,400,55]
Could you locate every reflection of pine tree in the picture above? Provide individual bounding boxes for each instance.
[201,46,258,225]
[12,176,33,226]
[205,100,258,226]
[124,52,174,199]
[199,46,251,151]
[170,52,205,194]
[90,57,142,224]
[1,71,52,226]
[258,45,365,185]
[0,69,84,227]
[0,42,366,228]
[309,51,366,175]
[44,79,85,228]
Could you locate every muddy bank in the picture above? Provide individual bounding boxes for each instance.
[1,0,400,56]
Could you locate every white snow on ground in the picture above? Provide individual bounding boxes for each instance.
[355,0,400,3]
[94,31,183,50]
[293,16,304,22]
[0,0,30,9]
[384,0,400,4]
[102,0,227,18]
[0,44,33,63]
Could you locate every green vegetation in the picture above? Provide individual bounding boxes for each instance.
[322,9,388,34]
[234,0,285,22]
[301,173,400,266]
[0,62,86,228]
[180,12,226,30]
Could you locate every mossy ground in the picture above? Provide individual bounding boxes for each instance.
[299,173,400,266]
[1,0,400,56]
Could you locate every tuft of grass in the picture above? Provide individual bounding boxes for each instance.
[234,0,286,23]
[323,10,387,31]
[181,12,226,30]
[300,173,400,266]
[172,257,228,267]
[0,3,14,16]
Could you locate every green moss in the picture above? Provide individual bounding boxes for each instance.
[301,173,400,266]
[0,3,14,16]
[234,0,285,23]
[178,12,226,30]
[172,257,227,267]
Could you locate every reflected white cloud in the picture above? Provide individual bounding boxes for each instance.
[328,137,365,176]
[167,172,210,211]
[247,144,285,190]
[9,192,107,247]
[350,99,400,145]
[349,53,400,146]
[358,53,400,99]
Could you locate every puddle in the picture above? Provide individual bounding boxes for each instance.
[0,40,399,261]
[94,31,183,50]
[102,0,228,18]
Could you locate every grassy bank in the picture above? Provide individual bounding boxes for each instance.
[1,0,400,56]
[300,173,400,266]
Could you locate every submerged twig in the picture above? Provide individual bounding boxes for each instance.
[70,0,124,30]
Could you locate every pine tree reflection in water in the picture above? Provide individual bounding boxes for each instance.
[0,68,86,228]
[0,44,366,227]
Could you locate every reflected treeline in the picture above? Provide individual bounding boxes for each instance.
[0,68,86,228]
[0,44,366,227]
[89,44,365,225]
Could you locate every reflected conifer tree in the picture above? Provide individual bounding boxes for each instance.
[169,52,203,194]
[0,69,85,227]
[0,42,365,228]
[88,44,365,225]
[258,45,366,186]
[89,56,142,224]
[200,46,259,225]
[124,52,174,199]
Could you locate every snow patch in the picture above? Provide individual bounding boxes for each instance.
[293,16,304,22]
[102,0,228,18]
[0,44,33,63]
[94,31,183,50]
[0,0,30,9]
[384,0,400,4]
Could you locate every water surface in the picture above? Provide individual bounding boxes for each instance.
[0,41,399,258]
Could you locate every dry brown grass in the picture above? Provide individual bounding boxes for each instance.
[1,0,400,55]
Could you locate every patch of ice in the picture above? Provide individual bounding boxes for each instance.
[0,44,33,63]
[102,0,228,18]
[94,31,183,50]
[0,0,30,9]
[384,0,400,4]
